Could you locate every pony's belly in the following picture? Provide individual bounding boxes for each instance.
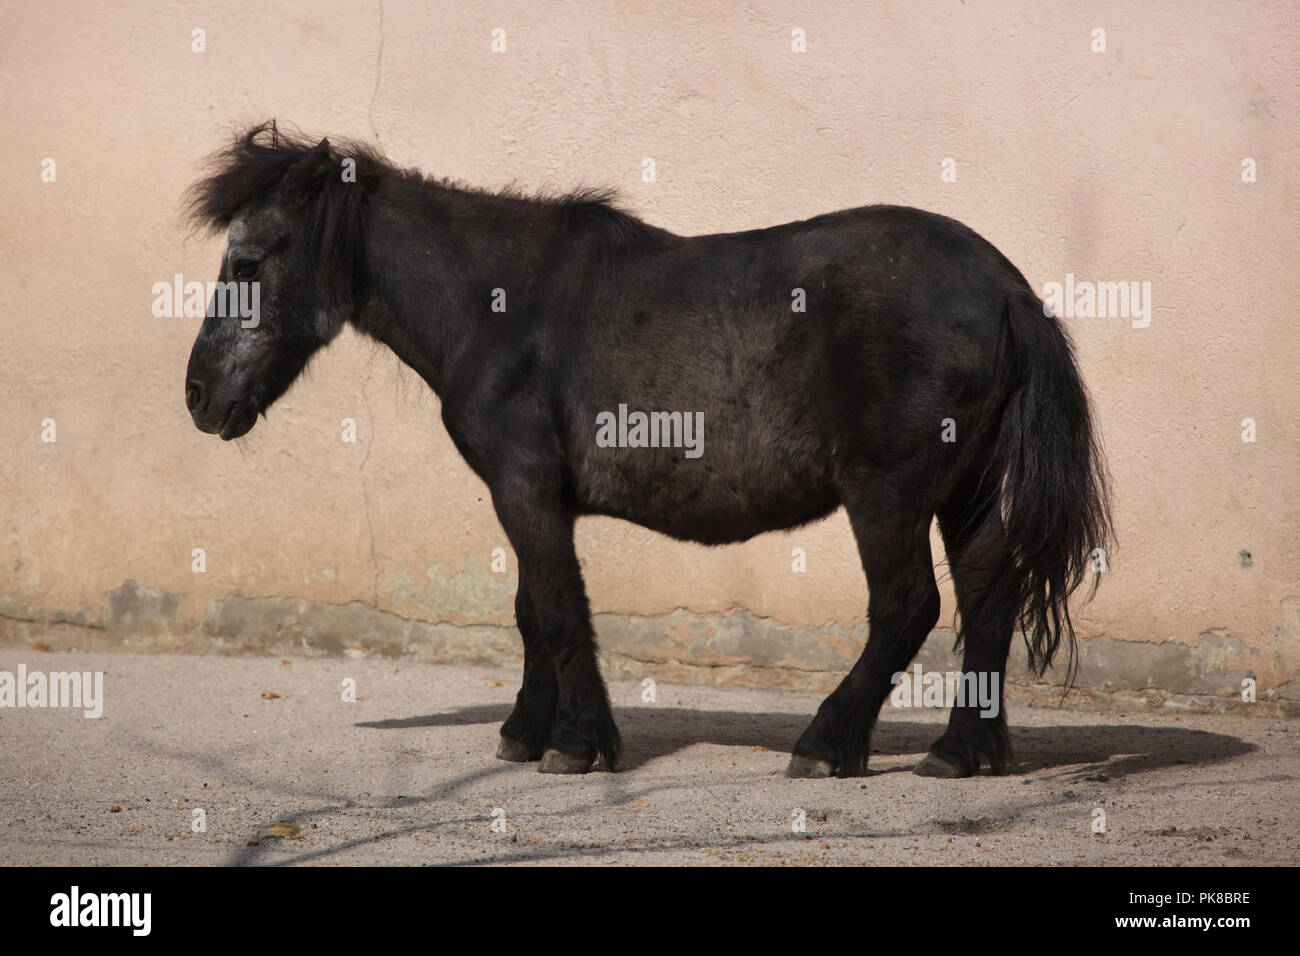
[576,452,839,544]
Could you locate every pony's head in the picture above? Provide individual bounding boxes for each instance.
[183,121,378,438]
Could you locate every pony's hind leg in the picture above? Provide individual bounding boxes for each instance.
[496,584,558,761]
[787,492,940,778]
[916,496,1017,777]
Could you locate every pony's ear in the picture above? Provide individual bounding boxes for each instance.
[281,137,333,202]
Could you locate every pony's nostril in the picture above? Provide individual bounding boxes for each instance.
[186,381,205,413]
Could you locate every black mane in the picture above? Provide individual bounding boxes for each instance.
[186,120,640,234]
[184,121,649,312]
[185,120,387,233]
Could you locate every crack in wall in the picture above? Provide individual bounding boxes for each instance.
[367,0,386,153]
[0,610,104,631]
[359,388,380,609]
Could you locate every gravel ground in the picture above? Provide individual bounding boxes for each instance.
[0,650,1295,866]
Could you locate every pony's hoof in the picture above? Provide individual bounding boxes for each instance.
[538,749,595,774]
[785,754,835,778]
[496,736,541,762]
[914,752,968,778]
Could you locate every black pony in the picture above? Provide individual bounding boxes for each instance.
[185,122,1111,778]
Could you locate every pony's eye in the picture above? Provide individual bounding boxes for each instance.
[231,259,260,281]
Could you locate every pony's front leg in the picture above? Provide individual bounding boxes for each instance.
[496,583,558,762]
[491,486,621,773]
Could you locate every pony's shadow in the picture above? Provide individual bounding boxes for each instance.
[357,705,1256,778]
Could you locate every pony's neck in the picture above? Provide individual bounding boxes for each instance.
[352,173,672,395]
[354,176,562,394]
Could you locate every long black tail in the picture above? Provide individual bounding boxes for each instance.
[993,290,1113,685]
